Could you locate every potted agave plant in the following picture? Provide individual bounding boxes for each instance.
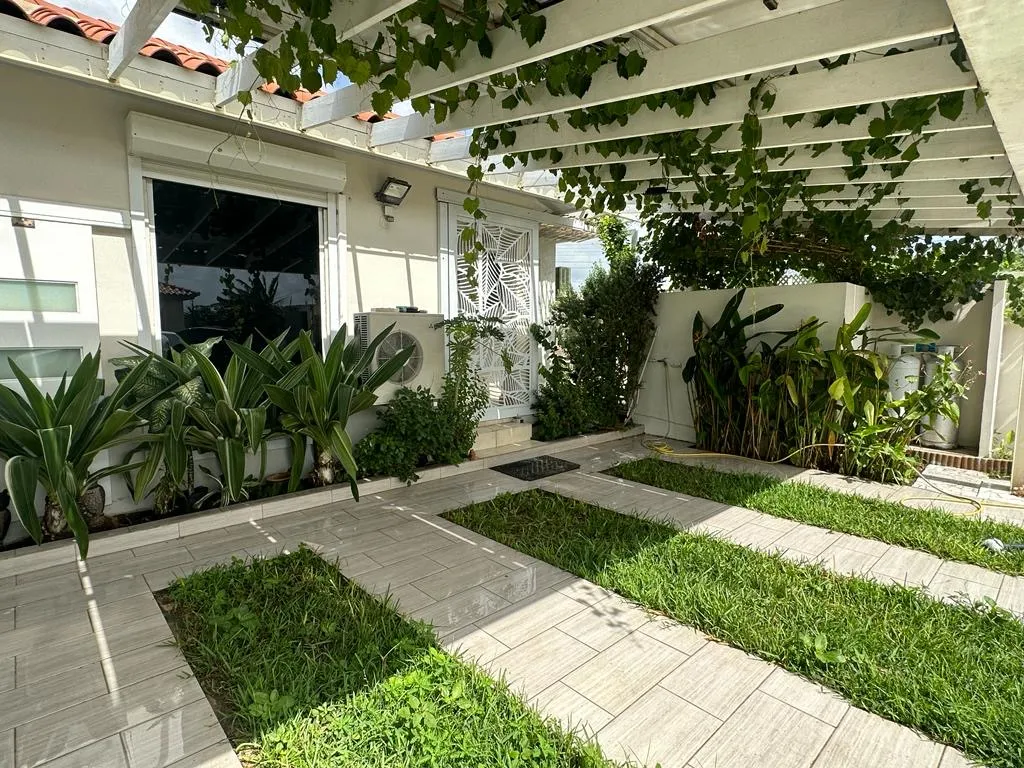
[0,350,155,558]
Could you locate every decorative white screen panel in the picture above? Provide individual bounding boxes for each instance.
[452,211,539,418]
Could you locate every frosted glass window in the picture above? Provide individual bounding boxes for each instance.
[0,279,78,312]
[0,348,81,380]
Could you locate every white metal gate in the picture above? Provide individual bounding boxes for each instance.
[441,205,539,420]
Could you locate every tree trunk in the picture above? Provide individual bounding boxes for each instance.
[316,449,335,486]
[42,486,107,538]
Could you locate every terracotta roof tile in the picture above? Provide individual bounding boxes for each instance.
[9,0,452,140]
[159,282,200,299]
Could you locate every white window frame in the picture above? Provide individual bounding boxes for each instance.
[125,113,348,353]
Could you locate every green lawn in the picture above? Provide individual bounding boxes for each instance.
[607,457,1024,576]
[163,548,619,768]
[444,490,1024,768]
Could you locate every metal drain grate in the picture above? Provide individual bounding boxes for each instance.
[491,455,581,481]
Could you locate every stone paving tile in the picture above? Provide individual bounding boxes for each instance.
[530,681,614,734]
[481,561,572,603]
[555,597,651,651]
[561,630,687,715]
[938,747,975,767]
[812,706,945,768]
[381,583,436,614]
[328,530,396,558]
[660,642,775,720]
[2,609,94,657]
[689,690,834,768]
[14,575,151,627]
[637,619,709,656]
[596,685,721,767]
[15,667,205,767]
[162,741,242,768]
[412,557,511,599]
[476,589,588,648]
[354,555,448,595]
[34,734,129,768]
[442,623,511,667]
[0,571,82,611]
[0,604,14,633]
[554,577,616,607]
[1,730,12,768]
[1,662,107,729]
[815,543,884,576]
[758,667,849,727]
[727,521,788,550]
[771,525,844,558]
[0,655,13,692]
[489,628,596,694]
[997,576,1024,617]
[361,531,458,566]
[870,547,943,588]
[122,699,226,768]
[15,613,173,686]
[409,585,509,634]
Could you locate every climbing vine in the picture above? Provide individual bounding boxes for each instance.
[183,4,1022,304]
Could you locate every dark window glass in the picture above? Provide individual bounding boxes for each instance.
[152,179,321,364]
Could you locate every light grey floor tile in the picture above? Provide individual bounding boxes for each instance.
[481,562,572,603]
[476,590,588,648]
[531,681,614,734]
[2,610,94,657]
[660,642,774,719]
[554,578,616,607]
[328,531,396,559]
[826,533,891,558]
[410,585,509,634]
[163,741,242,768]
[34,734,129,768]
[0,604,13,633]
[691,691,834,768]
[16,613,172,687]
[597,686,721,768]
[382,583,436,614]
[932,560,1005,590]
[15,667,205,767]
[14,576,151,627]
[1,730,11,767]
[771,525,844,558]
[758,668,849,727]
[816,544,883,576]
[0,571,83,611]
[412,558,511,600]
[442,624,511,667]
[938,746,976,768]
[361,532,457,566]
[353,556,448,595]
[562,630,687,715]
[870,547,943,587]
[997,576,1024,616]
[812,706,946,768]
[1,662,107,729]
[122,699,226,768]
[0,655,13,692]
[637,619,709,656]
[556,597,651,651]
[489,628,596,694]
[726,522,788,550]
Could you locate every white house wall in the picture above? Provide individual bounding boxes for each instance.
[996,321,1024,446]
[0,61,561,526]
[634,283,866,443]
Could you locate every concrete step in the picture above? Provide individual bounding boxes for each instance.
[473,420,532,453]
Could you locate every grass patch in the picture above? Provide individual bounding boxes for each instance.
[607,457,1024,576]
[163,548,617,768]
[444,490,1024,768]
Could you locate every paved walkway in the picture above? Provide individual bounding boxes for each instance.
[10,435,1017,766]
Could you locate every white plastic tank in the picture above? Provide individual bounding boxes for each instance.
[919,345,962,449]
[887,344,922,402]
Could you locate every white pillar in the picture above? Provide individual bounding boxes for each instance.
[1012,362,1024,490]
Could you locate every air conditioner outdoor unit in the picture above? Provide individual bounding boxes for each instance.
[353,311,445,404]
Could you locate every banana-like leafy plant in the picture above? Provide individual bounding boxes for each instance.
[0,350,156,558]
[260,325,413,496]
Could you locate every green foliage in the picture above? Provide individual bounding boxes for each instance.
[682,291,963,483]
[610,458,1024,575]
[0,350,156,558]
[356,318,500,481]
[446,490,1024,768]
[263,324,413,495]
[166,549,614,767]
[533,217,661,440]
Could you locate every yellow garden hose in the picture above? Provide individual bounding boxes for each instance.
[638,439,1024,517]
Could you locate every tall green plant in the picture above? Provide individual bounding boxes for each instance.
[261,325,413,495]
[533,216,661,440]
[0,351,156,558]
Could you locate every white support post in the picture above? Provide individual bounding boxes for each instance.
[107,0,179,80]
[370,0,955,146]
[1013,363,1024,492]
[979,281,1007,458]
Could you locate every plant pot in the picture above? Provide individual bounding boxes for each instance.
[43,486,107,537]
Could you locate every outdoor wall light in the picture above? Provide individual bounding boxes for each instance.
[375,177,412,223]
[375,177,412,206]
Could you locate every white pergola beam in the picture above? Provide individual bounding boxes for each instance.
[946,0,1024,201]
[373,0,954,146]
[509,102,993,172]
[302,0,731,129]
[107,0,179,79]
[599,129,1005,182]
[218,0,416,109]
[802,180,1021,199]
[431,44,975,164]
